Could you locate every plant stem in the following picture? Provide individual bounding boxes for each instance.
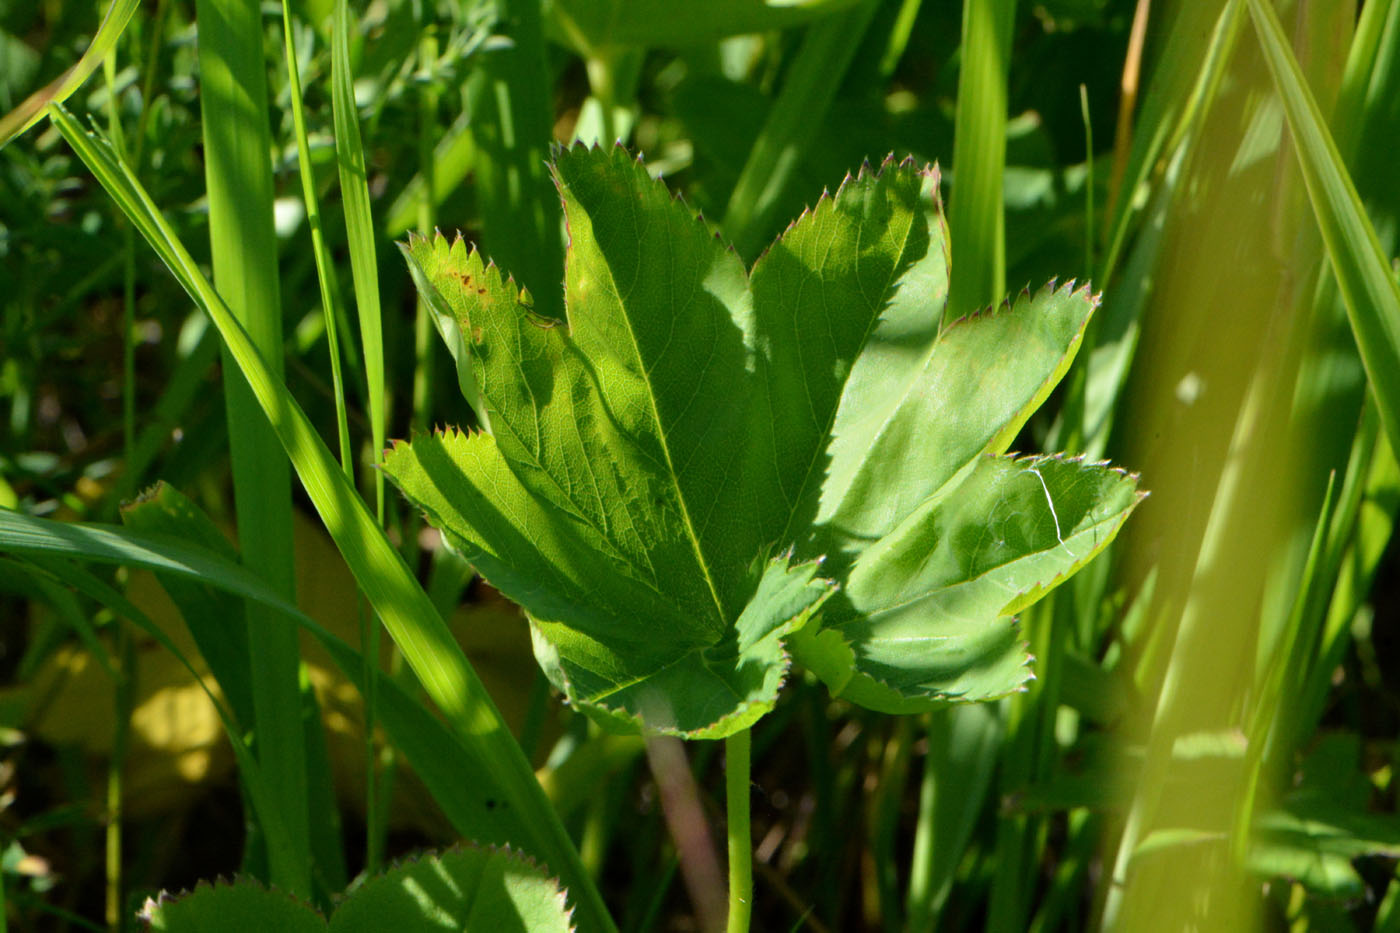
[725,728,753,933]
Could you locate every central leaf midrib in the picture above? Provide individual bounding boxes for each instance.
[474,381,685,617]
[583,206,730,637]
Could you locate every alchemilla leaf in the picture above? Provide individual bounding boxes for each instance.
[386,145,1141,736]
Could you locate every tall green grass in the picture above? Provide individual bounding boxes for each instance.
[2,0,1399,930]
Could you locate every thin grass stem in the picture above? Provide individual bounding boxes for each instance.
[279,1,353,478]
[725,728,753,933]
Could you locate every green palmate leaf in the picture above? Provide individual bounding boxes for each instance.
[138,845,572,932]
[388,145,1139,734]
[139,879,325,933]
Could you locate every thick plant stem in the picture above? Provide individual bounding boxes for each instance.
[725,729,753,933]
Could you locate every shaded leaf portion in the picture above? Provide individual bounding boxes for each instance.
[0,509,562,873]
[390,145,1136,730]
[120,483,256,732]
[794,455,1142,711]
[138,880,324,933]
[384,429,831,738]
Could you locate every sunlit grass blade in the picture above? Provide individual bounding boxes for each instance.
[0,0,139,146]
[331,0,386,511]
[1099,1,1245,282]
[720,0,881,259]
[330,0,390,874]
[192,0,311,892]
[1247,0,1400,457]
[279,0,353,477]
[42,104,615,933]
[944,0,1015,320]
[466,0,563,320]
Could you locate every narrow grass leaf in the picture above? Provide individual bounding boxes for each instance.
[1099,1,1246,281]
[192,0,310,893]
[331,0,386,510]
[945,0,1016,320]
[1247,0,1400,457]
[0,0,140,146]
[42,106,614,933]
[720,0,881,259]
[280,0,353,475]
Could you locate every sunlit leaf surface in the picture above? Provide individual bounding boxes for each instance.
[387,146,1142,735]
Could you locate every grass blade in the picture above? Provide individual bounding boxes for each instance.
[330,0,392,872]
[43,104,615,933]
[0,0,140,146]
[331,0,387,512]
[1099,1,1246,282]
[279,0,353,477]
[1247,0,1400,458]
[720,0,881,259]
[192,0,311,893]
[945,0,1016,320]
